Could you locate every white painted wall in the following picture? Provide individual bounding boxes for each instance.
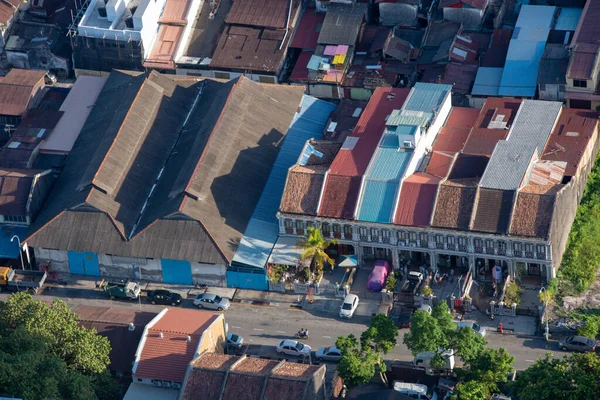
[33,248,69,272]
[190,262,226,287]
[173,0,205,63]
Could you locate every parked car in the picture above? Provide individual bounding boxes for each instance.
[559,335,597,352]
[147,289,182,306]
[414,349,455,371]
[226,333,244,349]
[276,340,311,357]
[193,293,230,311]
[340,294,359,319]
[315,346,342,362]
[457,321,486,337]
[367,260,391,292]
[397,311,412,329]
[393,381,438,400]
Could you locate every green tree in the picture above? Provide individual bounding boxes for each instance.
[0,327,119,400]
[449,327,487,364]
[451,348,514,400]
[431,300,455,333]
[403,309,447,355]
[360,313,399,354]
[0,293,111,374]
[336,334,382,388]
[298,226,338,278]
[511,353,600,400]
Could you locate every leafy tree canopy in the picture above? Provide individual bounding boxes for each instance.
[360,313,399,354]
[451,348,514,400]
[0,293,111,374]
[298,227,338,274]
[511,353,600,400]
[336,334,382,388]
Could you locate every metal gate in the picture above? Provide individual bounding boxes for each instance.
[161,259,193,285]
[67,251,100,276]
[226,266,268,290]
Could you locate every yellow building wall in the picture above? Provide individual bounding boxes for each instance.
[197,315,226,355]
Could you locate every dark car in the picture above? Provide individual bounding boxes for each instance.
[147,290,183,306]
[397,311,412,329]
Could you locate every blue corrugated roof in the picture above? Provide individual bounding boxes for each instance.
[496,5,554,97]
[403,82,452,113]
[366,147,412,181]
[356,179,399,223]
[472,67,503,96]
[0,226,28,259]
[232,95,336,269]
[555,8,582,32]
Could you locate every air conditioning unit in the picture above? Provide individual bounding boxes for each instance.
[402,141,413,149]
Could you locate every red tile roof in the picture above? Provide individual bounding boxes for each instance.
[394,172,441,226]
[431,180,478,230]
[541,108,599,177]
[509,188,558,238]
[432,127,471,153]
[134,309,220,383]
[572,0,600,45]
[226,0,300,29]
[426,151,456,179]
[462,128,507,156]
[290,9,324,50]
[318,87,409,219]
[471,188,514,233]
[567,43,599,80]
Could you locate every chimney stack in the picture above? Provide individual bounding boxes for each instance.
[159,332,163,339]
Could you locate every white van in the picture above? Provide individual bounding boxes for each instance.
[414,349,455,371]
[393,381,438,400]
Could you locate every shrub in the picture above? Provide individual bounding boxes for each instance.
[504,281,522,307]
[267,264,286,283]
[386,276,397,292]
[422,285,433,297]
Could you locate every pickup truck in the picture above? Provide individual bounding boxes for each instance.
[0,266,46,294]
[99,279,141,300]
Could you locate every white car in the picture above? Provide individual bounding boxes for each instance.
[316,346,342,362]
[457,321,486,337]
[276,340,311,357]
[340,294,359,319]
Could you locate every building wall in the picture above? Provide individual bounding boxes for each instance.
[34,248,69,272]
[197,314,226,355]
[443,7,484,29]
[98,254,163,281]
[173,0,205,63]
[190,262,226,287]
[175,68,279,83]
[73,36,145,72]
[548,120,600,278]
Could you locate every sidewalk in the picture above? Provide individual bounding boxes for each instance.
[232,289,304,307]
[461,308,537,336]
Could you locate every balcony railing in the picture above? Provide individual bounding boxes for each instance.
[514,250,523,257]
[446,243,456,251]
[360,235,369,242]
[537,252,546,260]
[333,232,341,239]
[497,248,507,256]
[382,236,390,244]
[285,227,293,234]
[525,251,534,259]
[343,232,352,240]
[458,244,468,252]
[436,242,444,249]
[486,247,495,255]
[419,240,428,248]
[474,246,483,253]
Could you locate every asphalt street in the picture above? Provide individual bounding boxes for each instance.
[0,291,567,370]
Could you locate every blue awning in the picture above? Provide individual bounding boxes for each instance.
[0,226,28,259]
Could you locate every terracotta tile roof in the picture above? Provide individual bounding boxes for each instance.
[280,166,326,215]
[567,43,599,80]
[75,305,157,374]
[509,188,557,238]
[431,181,477,230]
[318,175,362,219]
[181,354,325,400]
[426,151,456,179]
[290,9,325,50]
[394,172,441,227]
[318,87,409,219]
[471,188,514,233]
[134,309,220,383]
[226,0,300,29]
[462,128,508,156]
[541,108,599,177]
[426,112,473,178]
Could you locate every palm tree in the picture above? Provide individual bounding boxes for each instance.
[298,226,338,280]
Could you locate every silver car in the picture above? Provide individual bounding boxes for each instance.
[227,333,244,349]
[276,340,311,357]
[315,346,342,362]
[559,335,596,352]
[193,293,230,311]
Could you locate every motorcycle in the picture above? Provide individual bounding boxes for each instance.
[294,330,309,339]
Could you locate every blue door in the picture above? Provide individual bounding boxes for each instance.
[67,251,100,276]
[161,259,193,285]
[226,268,268,290]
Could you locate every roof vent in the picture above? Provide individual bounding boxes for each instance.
[128,323,135,331]
[186,335,191,342]
[566,131,580,137]
[159,332,163,339]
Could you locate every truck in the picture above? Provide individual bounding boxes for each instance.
[401,271,424,295]
[0,266,47,294]
[99,279,141,300]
